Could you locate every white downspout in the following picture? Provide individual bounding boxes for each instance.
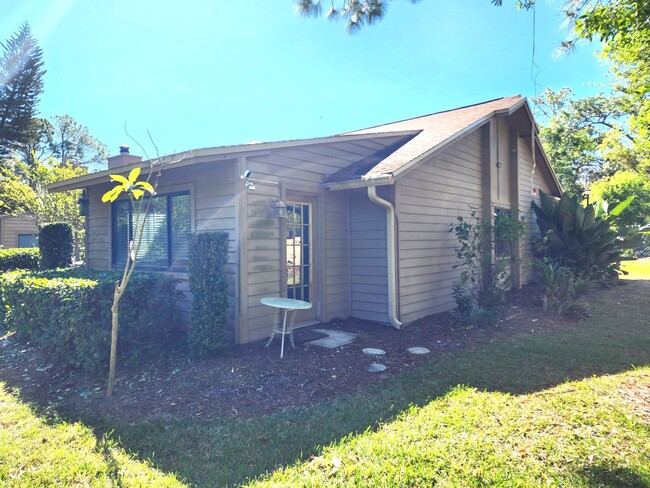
[367,186,403,330]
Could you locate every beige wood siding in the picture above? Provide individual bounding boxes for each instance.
[84,161,237,331]
[242,149,361,342]
[349,188,388,323]
[518,137,553,285]
[492,118,511,208]
[396,129,483,323]
[323,189,350,322]
[0,216,38,248]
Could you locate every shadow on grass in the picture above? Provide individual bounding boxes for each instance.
[80,280,650,487]
[577,464,650,488]
[2,280,650,487]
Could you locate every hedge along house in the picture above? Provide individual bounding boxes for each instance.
[49,96,561,344]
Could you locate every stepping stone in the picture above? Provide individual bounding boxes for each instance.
[362,348,386,356]
[309,329,358,349]
[368,363,387,373]
[407,347,430,355]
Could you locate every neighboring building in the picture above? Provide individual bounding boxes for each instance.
[0,215,38,249]
[49,96,561,344]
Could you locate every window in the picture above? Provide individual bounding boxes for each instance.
[112,192,191,270]
[18,234,38,248]
[494,207,513,259]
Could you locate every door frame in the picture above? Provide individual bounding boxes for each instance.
[282,191,321,326]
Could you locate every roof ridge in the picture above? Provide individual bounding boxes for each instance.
[343,94,523,134]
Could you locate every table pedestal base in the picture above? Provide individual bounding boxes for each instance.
[265,308,297,358]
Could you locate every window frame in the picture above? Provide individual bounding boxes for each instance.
[111,190,192,272]
[18,234,38,248]
[494,207,513,260]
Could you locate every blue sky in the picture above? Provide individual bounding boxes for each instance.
[1,0,609,158]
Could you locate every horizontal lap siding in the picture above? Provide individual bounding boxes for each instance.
[350,189,388,323]
[396,130,483,323]
[0,216,37,248]
[518,138,552,285]
[85,162,237,332]
[243,151,359,342]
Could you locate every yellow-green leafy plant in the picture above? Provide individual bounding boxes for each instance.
[102,166,156,396]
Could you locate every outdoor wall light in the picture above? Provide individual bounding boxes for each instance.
[78,189,89,217]
[271,198,288,218]
[240,170,280,192]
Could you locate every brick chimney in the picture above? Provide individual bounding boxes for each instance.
[107,145,143,170]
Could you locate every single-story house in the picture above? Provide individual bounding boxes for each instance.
[0,215,38,249]
[49,95,561,344]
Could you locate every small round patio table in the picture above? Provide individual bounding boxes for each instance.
[261,297,312,358]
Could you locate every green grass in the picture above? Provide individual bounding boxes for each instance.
[621,256,650,279]
[250,370,650,487]
[1,264,649,486]
[0,385,184,486]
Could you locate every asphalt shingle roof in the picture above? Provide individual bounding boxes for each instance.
[343,95,526,181]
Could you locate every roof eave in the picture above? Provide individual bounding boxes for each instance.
[48,130,419,192]
[323,175,394,190]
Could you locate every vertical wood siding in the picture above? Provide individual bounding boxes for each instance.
[323,190,350,322]
[349,188,388,323]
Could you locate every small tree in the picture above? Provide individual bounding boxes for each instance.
[449,209,526,327]
[101,142,189,397]
[101,166,157,397]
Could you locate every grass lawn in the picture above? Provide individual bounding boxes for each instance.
[1,265,649,486]
[621,256,650,279]
[0,387,184,486]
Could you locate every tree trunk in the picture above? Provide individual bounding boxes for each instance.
[106,282,121,398]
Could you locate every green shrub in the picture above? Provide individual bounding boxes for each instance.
[0,248,40,271]
[188,232,230,356]
[39,223,73,269]
[0,269,182,372]
[532,191,631,280]
[449,210,526,328]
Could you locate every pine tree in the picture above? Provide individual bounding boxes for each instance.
[0,22,46,158]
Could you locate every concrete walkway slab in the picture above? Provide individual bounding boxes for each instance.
[308,329,358,349]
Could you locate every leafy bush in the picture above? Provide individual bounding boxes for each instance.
[39,222,73,269]
[0,269,182,371]
[532,258,592,315]
[188,232,230,356]
[449,210,526,327]
[0,248,40,271]
[532,190,631,280]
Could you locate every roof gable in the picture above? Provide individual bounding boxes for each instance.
[344,95,527,181]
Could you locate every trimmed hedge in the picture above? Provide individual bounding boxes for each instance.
[39,223,73,269]
[0,269,182,372]
[188,232,230,356]
[0,248,40,272]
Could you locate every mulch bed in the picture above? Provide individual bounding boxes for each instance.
[0,284,588,422]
